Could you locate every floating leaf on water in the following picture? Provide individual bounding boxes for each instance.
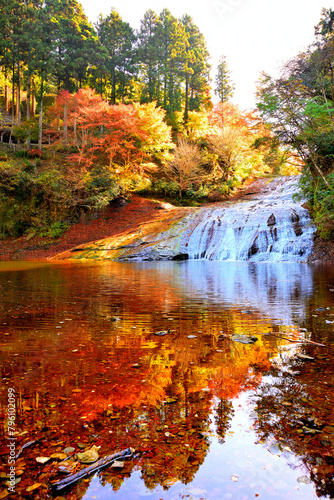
[0,490,9,499]
[36,457,50,464]
[26,482,42,492]
[230,474,239,482]
[297,476,311,484]
[164,397,177,404]
[63,447,75,454]
[162,478,178,487]
[5,478,20,487]
[322,426,334,435]
[50,452,68,460]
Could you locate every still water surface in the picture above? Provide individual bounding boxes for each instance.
[0,261,334,499]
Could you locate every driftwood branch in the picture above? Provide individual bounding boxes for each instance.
[266,332,334,349]
[52,447,135,492]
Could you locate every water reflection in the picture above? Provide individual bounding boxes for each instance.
[0,261,333,499]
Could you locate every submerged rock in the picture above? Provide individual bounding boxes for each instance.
[231,334,258,344]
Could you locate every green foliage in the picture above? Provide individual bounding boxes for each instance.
[299,170,334,240]
[0,157,123,238]
[37,221,69,239]
[215,55,235,103]
[13,120,39,144]
[83,166,122,210]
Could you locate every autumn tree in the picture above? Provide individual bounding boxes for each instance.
[49,89,173,173]
[164,138,204,197]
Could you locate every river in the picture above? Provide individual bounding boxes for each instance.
[1,260,334,499]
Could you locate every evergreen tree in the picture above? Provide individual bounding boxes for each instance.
[44,0,99,91]
[180,15,211,122]
[157,9,186,118]
[136,9,161,103]
[215,55,235,103]
[96,9,136,104]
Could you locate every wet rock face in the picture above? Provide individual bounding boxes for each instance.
[267,214,276,227]
[61,176,317,263]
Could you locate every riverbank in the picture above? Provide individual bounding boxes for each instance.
[0,180,333,262]
[0,196,181,260]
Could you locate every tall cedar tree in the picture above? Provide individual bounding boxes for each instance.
[96,9,136,104]
[181,14,211,123]
[215,55,235,103]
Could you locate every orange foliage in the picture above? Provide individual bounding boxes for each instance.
[48,89,172,172]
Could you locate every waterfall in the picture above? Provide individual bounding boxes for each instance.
[179,176,316,262]
[61,176,317,262]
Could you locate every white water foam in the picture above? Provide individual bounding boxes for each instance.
[180,177,316,262]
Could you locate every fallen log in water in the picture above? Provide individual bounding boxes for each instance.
[52,447,135,492]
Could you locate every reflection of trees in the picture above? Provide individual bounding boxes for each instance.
[215,399,233,444]
[253,352,334,498]
[0,262,284,497]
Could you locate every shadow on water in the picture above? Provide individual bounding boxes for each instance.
[0,261,334,499]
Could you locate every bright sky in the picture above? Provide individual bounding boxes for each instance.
[79,0,332,110]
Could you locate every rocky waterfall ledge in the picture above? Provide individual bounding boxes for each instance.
[54,176,317,262]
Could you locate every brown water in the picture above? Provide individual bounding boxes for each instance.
[0,260,334,499]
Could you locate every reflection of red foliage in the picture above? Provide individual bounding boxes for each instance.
[209,350,271,400]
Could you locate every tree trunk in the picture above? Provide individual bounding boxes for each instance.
[26,74,31,121]
[184,75,189,124]
[26,74,31,151]
[4,67,9,113]
[63,104,68,145]
[12,62,15,125]
[38,76,44,150]
[31,77,36,116]
[111,67,116,104]
[16,60,21,125]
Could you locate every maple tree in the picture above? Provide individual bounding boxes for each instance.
[48,89,173,174]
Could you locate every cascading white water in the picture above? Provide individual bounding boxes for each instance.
[69,176,317,262]
[177,176,316,262]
